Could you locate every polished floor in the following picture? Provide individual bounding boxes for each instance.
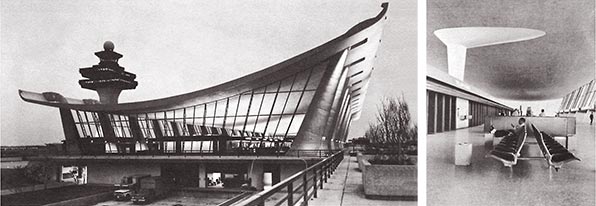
[427,123,595,206]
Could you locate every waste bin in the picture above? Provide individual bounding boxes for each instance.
[484,133,493,148]
[455,142,472,166]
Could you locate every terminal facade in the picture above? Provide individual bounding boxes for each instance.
[19,4,388,190]
[558,79,596,123]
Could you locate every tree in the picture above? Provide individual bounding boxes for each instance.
[23,160,54,190]
[364,96,417,164]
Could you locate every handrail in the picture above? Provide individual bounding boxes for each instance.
[35,149,343,160]
[232,151,344,206]
[218,192,255,206]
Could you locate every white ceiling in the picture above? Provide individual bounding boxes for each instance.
[428,0,595,100]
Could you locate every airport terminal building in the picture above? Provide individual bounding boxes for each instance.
[19,4,388,190]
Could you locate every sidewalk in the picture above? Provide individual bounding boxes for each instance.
[309,155,417,206]
[1,181,75,196]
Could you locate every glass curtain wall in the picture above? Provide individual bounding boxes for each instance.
[559,80,596,112]
[69,60,328,154]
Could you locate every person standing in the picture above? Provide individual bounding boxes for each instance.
[512,109,520,116]
[526,107,533,117]
[590,112,594,125]
[539,109,546,117]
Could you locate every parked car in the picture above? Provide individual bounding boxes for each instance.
[113,189,133,201]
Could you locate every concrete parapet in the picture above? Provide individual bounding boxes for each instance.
[356,152,375,172]
[362,159,417,198]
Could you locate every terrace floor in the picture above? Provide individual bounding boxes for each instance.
[308,155,417,206]
[427,123,596,205]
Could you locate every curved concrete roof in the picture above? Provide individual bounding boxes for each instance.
[20,3,388,119]
[428,0,595,100]
[434,27,545,49]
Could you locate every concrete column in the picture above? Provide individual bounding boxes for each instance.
[289,50,348,153]
[324,69,350,150]
[198,164,206,188]
[96,87,123,105]
[57,165,63,182]
[446,44,467,81]
[332,94,351,142]
[128,116,144,142]
[98,112,117,143]
[340,115,353,143]
[248,163,264,190]
[59,108,82,155]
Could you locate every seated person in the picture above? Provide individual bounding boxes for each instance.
[509,117,526,135]
[493,118,527,138]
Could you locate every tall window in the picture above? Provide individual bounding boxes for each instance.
[105,142,118,153]
[138,118,156,139]
[163,141,176,153]
[157,120,175,137]
[109,114,133,138]
[72,110,104,138]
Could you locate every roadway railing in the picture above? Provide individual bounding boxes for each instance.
[27,149,344,161]
[23,150,342,161]
[231,151,344,206]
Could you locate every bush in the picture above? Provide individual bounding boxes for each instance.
[369,154,415,165]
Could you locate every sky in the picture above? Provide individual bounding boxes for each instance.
[1,0,418,146]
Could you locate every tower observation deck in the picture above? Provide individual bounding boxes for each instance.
[79,41,138,104]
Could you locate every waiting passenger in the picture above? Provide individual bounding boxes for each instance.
[510,117,526,135]
[512,109,520,116]
[539,109,546,117]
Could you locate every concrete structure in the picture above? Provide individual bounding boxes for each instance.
[427,0,595,133]
[18,3,388,191]
[428,0,594,101]
[361,160,417,198]
[78,41,138,104]
[309,155,414,206]
[427,0,595,205]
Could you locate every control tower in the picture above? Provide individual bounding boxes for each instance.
[78,41,137,104]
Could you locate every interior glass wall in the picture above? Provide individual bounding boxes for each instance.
[427,90,510,134]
